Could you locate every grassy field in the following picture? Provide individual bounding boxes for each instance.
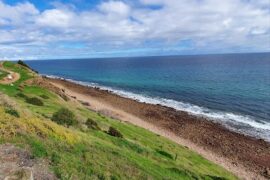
[0,61,237,179]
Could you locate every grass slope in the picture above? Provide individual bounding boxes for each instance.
[0,61,237,180]
[0,69,8,80]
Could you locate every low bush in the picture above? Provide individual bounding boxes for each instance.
[40,94,49,99]
[5,108,20,118]
[26,97,44,106]
[17,60,30,68]
[17,60,38,73]
[156,150,173,159]
[51,108,77,127]
[107,127,123,138]
[16,93,28,99]
[85,118,100,130]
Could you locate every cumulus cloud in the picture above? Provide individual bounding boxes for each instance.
[0,0,269,59]
[99,1,130,17]
[37,9,75,28]
[0,1,38,25]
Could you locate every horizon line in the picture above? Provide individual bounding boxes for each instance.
[21,51,270,61]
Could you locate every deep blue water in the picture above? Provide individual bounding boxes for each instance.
[27,53,270,141]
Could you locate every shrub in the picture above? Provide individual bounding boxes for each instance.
[40,94,49,99]
[156,150,173,159]
[5,108,20,118]
[107,127,123,138]
[17,60,30,68]
[17,60,38,73]
[85,118,100,130]
[26,97,44,106]
[51,108,77,127]
[16,93,28,99]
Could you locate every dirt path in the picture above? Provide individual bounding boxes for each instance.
[50,81,266,180]
[0,62,20,85]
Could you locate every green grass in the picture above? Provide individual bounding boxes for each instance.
[0,61,238,179]
[0,61,33,96]
[0,69,8,80]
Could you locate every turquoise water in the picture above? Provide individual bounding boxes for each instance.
[27,53,270,141]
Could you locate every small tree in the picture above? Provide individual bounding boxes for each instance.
[51,108,77,127]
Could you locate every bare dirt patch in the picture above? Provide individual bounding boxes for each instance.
[0,144,56,180]
[0,63,20,85]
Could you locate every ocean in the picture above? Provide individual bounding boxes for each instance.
[27,53,270,141]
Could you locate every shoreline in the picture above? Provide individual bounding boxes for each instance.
[47,77,270,179]
[44,75,270,142]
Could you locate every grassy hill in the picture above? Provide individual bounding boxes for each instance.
[0,61,237,179]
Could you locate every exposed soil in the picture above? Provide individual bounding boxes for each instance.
[0,62,20,85]
[24,76,69,101]
[0,144,56,180]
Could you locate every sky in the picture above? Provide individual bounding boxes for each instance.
[0,0,269,60]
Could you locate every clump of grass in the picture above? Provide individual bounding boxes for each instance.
[16,92,28,99]
[40,94,49,99]
[51,152,61,165]
[85,118,100,130]
[51,108,77,127]
[28,138,48,158]
[59,94,69,101]
[26,97,44,106]
[5,108,20,118]
[107,127,123,138]
[156,150,174,159]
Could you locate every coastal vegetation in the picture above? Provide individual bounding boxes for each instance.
[25,97,44,106]
[0,69,8,80]
[0,61,237,179]
[52,108,77,127]
[107,126,123,138]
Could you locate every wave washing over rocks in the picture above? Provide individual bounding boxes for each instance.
[46,75,270,142]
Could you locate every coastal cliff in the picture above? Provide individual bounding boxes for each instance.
[0,61,268,179]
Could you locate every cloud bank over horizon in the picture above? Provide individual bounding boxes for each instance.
[0,0,269,60]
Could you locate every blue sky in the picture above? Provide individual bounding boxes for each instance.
[0,0,269,60]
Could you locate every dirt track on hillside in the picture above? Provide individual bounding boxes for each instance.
[0,62,20,85]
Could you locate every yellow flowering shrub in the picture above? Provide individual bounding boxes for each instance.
[0,107,80,144]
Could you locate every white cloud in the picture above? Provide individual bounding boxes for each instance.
[99,1,130,17]
[0,0,269,59]
[0,1,39,25]
[37,9,75,28]
[139,0,165,5]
